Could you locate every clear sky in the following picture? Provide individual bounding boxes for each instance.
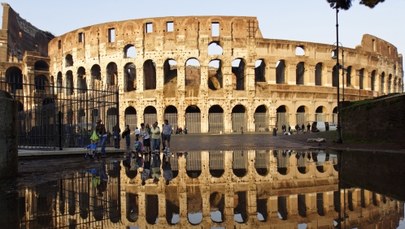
[1,0,404,58]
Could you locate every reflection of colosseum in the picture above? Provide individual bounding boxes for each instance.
[1,3,404,134]
[14,151,404,228]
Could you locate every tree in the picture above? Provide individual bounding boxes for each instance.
[326,0,385,9]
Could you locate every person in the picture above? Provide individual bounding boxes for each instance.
[307,123,311,132]
[141,154,151,185]
[151,151,161,183]
[140,123,151,154]
[96,119,107,157]
[162,119,172,152]
[121,125,131,150]
[112,124,121,149]
[150,121,161,152]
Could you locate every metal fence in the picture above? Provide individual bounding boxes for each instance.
[0,81,118,149]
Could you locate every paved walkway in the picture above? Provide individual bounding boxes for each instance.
[17,131,405,158]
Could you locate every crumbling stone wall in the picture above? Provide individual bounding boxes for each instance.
[341,94,405,146]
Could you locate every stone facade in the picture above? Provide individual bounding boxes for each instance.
[1,3,403,134]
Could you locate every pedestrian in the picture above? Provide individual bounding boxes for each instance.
[96,119,107,157]
[121,125,131,150]
[162,119,172,152]
[112,124,121,149]
[140,123,151,154]
[307,123,311,132]
[150,121,161,152]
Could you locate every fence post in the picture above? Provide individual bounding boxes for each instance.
[0,90,17,178]
[58,111,63,150]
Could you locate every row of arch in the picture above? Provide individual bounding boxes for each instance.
[123,104,336,133]
[57,54,402,94]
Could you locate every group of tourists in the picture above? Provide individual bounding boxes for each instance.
[122,119,173,154]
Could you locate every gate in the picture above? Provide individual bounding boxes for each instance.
[254,112,268,132]
[1,81,118,149]
[232,113,246,133]
[185,112,201,133]
[208,112,223,133]
[164,113,178,133]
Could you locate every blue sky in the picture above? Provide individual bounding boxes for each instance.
[2,0,404,59]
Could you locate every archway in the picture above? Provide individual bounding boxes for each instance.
[185,105,201,133]
[144,106,157,126]
[232,105,246,133]
[208,105,224,133]
[164,105,178,132]
[125,106,137,130]
[254,105,268,132]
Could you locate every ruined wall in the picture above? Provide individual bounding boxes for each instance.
[341,94,405,146]
[45,15,404,133]
[0,3,53,63]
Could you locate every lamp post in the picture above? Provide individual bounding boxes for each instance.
[335,6,343,144]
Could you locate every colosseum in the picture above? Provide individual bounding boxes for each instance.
[1,3,403,136]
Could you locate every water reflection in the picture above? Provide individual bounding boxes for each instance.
[2,150,404,228]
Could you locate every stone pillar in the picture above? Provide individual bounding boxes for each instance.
[0,90,17,179]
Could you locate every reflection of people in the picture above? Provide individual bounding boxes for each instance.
[96,119,107,157]
[162,155,173,185]
[151,152,161,183]
[122,125,131,150]
[141,154,151,185]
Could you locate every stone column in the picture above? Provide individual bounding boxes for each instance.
[0,90,17,179]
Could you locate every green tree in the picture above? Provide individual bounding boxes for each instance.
[326,0,385,9]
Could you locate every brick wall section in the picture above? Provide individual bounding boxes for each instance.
[341,94,405,145]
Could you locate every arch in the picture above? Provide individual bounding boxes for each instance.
[185,58,200,87]
[295,46,305,56]
[371,70,376,91]
[234,191,248,223]
[187,186,203,225]
[231,104,246,133]
[255,150,269,176]
[164,59,178,85]
[276,105,288,132]
[296,62,305,85]
[124,44,136,58]
[77,67,87,92]
[106,62,118,86]
[254,105,268,132]
[359,68,365,89]
[345,66,352,87]
[298,194,307,217]
[208,41,223,55]
[185,105,201,133]
[65,54,73,67]
[332,65,339,87]
[232,58,246,90]
[209,151,224,177]
[144,106,157,126]
[164,105,178,131]
[34,75,48,91]
[5,67,23,92]
[208,105,224,133]
[56,72,63,93]
[255,59,266,83]
[315,106,325,122]
[296,105,307,126]
[315,63,323,86]
[124,62,136,92]
[208,59,223,90]
[34,60,49,71]
[106,107,118,132]
[210,192,225,223]
[125,106,137,130]
[332,107,338,125]
[144,59,156,90]
[276,60,286,84]
[380,72,385,93]
[388,74,392,93]
[145,195,159,224]
[126,193,138,222]
[66,70,74,95]
[91,64,101,81]
[165,187,180,225]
